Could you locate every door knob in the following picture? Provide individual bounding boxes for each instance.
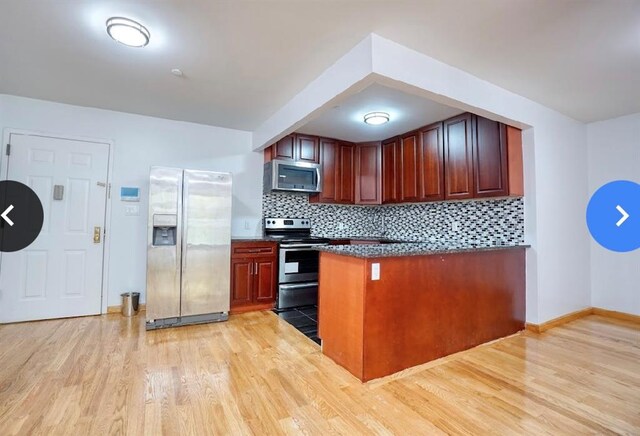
[93,226,101,244]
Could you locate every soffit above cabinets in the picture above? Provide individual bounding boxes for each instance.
[296,84,464,143]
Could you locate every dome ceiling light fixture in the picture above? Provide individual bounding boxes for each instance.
[363,111,390,125]
[106,17,150,47]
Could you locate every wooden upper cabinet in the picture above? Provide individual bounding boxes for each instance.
[443,113,474,200]
[419,122,445,201]
[474,116,508,197]
[355,142,381,205]
[337,142,355,203]
[296,134,320,163]
[266,133,319,163]
[399,131,421,202]
[272,134,296,160]
[310,138,338,203]
[382,138,401,204]
[506,125,524,196]
[310,138,353,204]
[266,117,522,205]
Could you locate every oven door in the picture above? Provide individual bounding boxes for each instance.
[278,282,318,310]
[279,245,321,283]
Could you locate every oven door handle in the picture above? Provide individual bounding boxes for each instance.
[279,282,318,290]
[280,244,327,249]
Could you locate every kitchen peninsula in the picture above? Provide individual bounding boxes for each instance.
[318,243,527,382]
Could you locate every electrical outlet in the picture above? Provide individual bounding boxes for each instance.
[451,221,460,231]
[371,263,380,280]
[244,220,250,230]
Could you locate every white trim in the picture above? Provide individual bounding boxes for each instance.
[1,128,115,315]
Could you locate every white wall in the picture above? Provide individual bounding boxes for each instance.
[0,94,262,307]
[587,113,640,315]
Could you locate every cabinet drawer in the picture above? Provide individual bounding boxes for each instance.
[231,241,277,258]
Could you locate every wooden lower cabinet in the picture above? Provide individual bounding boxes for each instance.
[319,248,526,382]
[254,259,277,303]
[230,259,253,306]
[230,241,277,313]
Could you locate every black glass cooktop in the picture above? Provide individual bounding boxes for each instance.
[274,306,320,345]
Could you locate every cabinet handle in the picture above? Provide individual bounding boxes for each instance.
[253,262,257,275]
[249,262,253,275]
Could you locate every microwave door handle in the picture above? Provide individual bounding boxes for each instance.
[315,166,322,191]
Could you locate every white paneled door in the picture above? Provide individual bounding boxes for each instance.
[0,134,109,323]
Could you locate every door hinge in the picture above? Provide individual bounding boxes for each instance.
[5,144,10,156]
[108,183,111,199]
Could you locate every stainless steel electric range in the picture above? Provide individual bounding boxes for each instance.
[264,218,329,310]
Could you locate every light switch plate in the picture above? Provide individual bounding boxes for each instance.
[124,204,140,216]
[371,263,380,280]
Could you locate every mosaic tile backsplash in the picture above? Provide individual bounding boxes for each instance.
[262,192,524,245]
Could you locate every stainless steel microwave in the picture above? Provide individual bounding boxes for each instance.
[264,159,322,193]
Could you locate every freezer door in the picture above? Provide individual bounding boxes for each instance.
[181,170,232,316]
[146,167,183,321]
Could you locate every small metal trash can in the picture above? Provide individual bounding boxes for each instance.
[121,292,140,316]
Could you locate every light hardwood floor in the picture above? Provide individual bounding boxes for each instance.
[1,312,638,435]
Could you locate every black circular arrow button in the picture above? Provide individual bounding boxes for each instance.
[0,181,45,252]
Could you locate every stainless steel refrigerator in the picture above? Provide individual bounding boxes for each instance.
[145,167,232,330]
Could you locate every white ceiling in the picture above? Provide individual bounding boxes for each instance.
[1,1,639,130]
[297,83,463,142]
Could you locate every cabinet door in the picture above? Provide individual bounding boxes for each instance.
[230,259,253,307]
[296,134,319,163]
[382,138,400,203]
[506,125,524,196]
[272,135,296,160]
[420,122,445,201]
[310,138,338,203]
[399,131,421,202]
[443,113,474,200]
[337,142,355,203]
[254,259,277,303]
[474,116,508,197]
[355,142,381,205]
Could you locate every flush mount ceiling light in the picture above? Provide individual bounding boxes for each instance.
[363,112,390,125]
[106,17,150,47]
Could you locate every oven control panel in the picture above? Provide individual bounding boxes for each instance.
[264,218,311,230]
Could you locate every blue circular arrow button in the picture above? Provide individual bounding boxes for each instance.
[586,180,640,252]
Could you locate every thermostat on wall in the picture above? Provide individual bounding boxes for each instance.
[120,187,140,202]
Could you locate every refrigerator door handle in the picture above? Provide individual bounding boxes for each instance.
[181,175,188,274]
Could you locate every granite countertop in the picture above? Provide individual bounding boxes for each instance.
[231,235,401,243]
[316,241,530,258]
[231,235,277,242]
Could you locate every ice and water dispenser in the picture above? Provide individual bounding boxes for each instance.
[152,214,177,246]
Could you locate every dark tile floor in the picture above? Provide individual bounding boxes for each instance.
[274,306,320,345]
